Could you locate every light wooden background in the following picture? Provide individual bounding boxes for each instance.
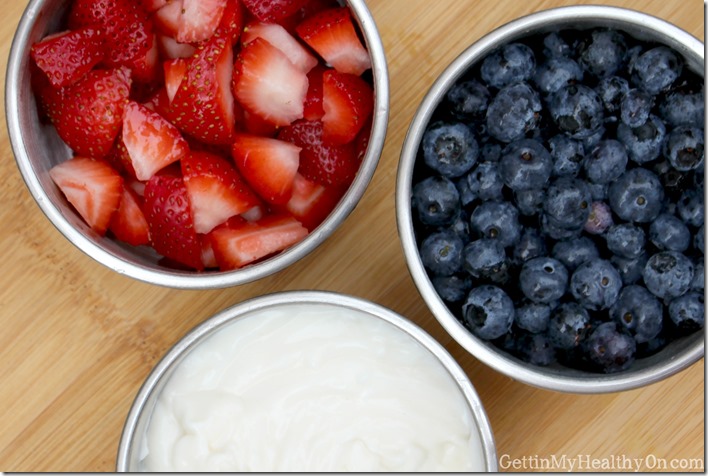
[0,0,704,472]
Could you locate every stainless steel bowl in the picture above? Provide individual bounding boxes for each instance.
[396,5,704,393]
[6,0,389,289]
[116,290,498,471]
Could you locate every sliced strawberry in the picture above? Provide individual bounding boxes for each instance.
[233,37,308,127]
[40,67,132,159]
[283,173,345,230]
[157,35,197,59]
[241,0,309,24]
[181,151,263,233]
[303,64,327,120]
[163,58,187,103]
[144,167,203,270]
[241,21,318,74]
[296,7,371,76]
[231,133,300,205]
[178,0,228,43]
[49,157,123,235]
[212,0,246,45]
[109,184,151,246]
[321,70,374,145]
[30,27,105,88]
[277,119,359,187]
[142,0,168,13]
[199,234,219,268]
[122,100,190,181]
[104,136,137,178]
[153,0,182,37]
[242,109,279,137]
[354,115,373,161]
[209,214,308,270]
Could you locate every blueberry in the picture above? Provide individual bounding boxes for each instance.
[486,82,542,143]
[463,238,508,282]
[432,274,472,304]
[448,210,471,244]
[542,32,572,58]
[515,332,556,366]
[610,285,663,344]
[515,301,553,334]
[676,188,704,228]
[643,251,694,300]
[587,182,608,201]
[514,188,546,216]
[583,322,636,373]
[611,252,649,286]
[480,142,502,162]
[454,175,477,208]
[595,75,630,115]
[513,228,547,263]
[570,259,622,310]
[620,89,653,128]
[445,79,491,121]
[691,263,704,292]
[465,161,504,201]
[412,176,461,227]
[480,43,536,89]
[617,114,667,165]
[548,134,585,178]
[584,139,628,184]
[649,213,691,252]
[659,90,705,128]
[668,292,705,333]
[533,57,584,96]
[663,125,704,172]
[541,214,583,241]
[549,84,604,140]
[583,201,614,235]
[419,230,464,276]
[462,285,515,340]
[630,46,682,95]
[422,122,479,178]
[552,236,599,272]
[577,29,627,79]
[608,168,664,223]
[695,224,705,254]
[499,138,553,191]
[546,302,590,351]
[469,200,521,247]
[543,177,592,231]
[519,257,569,304]
[605,223,646,259]
[652,159,691,201]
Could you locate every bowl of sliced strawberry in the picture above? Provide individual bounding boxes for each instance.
[7,0,388,288]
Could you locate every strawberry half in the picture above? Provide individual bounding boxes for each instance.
[109,184,151,246]
[233,37,308,128]
[163,58,187,103]
[241,21,318,74]
[277,119,359,187]
[283,173,345,230]
[49,157,123,235]
[231,133,301,205]
[176,0,228,43]
[241,0,309,24]
[40,67,132,159]
[209,214,308,270]
[144,167,203,270]
[321,70,374,145]
[295,7,371,76]
[303,64,327,120]
[181,151,263,234]
[157,35,197,60]
[122,100,190,181]
[30,27,105,88]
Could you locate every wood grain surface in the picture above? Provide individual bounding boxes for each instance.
[0,0,704,472]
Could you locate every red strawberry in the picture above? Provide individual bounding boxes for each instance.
[176,0,228,43]
[144,167,203,270]
[212,0,246,45]
[142,0,168,13]
[109,184,151,246]
[49,157,123,235]
[181,151,263,233]
[163,58,187,102]
[241,0,309,24]
[232,37,308,128]
[157,35,197,60]
[295,7,371,76]
[122,100,190,181]
[321,69,374,145]
[283,173,345,230]
[241,21,318,73]
[303,64,327,120]
[153,0,181,37]
[209,214,308,269]
[40,67,132,159]
[277,119,359,187]
[200,234,219,268]
[231,133,301,205]
[242,109,279,137]
[30,27,105,88]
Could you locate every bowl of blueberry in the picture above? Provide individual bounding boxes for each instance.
[396,5,704,393]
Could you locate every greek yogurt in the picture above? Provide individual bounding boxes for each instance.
[139,303,486,472]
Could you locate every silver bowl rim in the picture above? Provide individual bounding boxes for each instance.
[115,290,499,472]
[396,5,705,394]
[6,0,390,290]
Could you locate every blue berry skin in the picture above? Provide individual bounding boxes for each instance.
[643,251,694,300]
[617,114,666,165]
[695,224,705,254]
[584,139,628,184]
[668,292,705,333]
[419,230,464,276]
[542,32,572,58]
[513,228,547,264]
[465,161,504,201]
[499,139,553,191]
[663,125,705,172]
[541,213,583,241]
[587,182,608,201]
[515,302,553,334]
[480,43,536,89]
[577,29,627,79]
[432,274,472,304]
[548,134,585,178]
[620,89,653,128]
[549,84,605,139]
[445,80,491,121]
[659,90,705,128]
[608,167,664,223]
[515,332,556,366]
[514,188,546,216]
[463,238,508,282]
[462,285,515,340]
[570,259,622,311]
[605,223,646,259]
[422,122,479,178]
[552,236,599,272]
[547,302,590,351]
[454,175,477,208]
[610,285,663,344]
[691,263,704,292]
[543,177,592,231]
[630,46,683,95]
[584,201,614,235]
[469,200,521,248]
[519,257,569,304]
[595,75,630,115]
[412,176,461,227]
[486,82,542,143]
[448,210,471,245]
[611,252,649,286]
[677,188,705,228]
[480,142,502,163]
[649,213,691,252]
[583,322,636,373]
[533,57,584,96]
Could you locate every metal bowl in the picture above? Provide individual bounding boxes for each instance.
[396,5,704,393]
[115,290,498,471]
[6,0,389,289]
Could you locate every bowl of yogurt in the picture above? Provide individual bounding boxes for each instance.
[116,291,497,472]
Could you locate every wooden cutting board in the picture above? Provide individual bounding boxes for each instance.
[0,0,703,472]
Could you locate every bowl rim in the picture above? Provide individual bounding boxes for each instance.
[6,0,390,290]
[395,4,705,394]
[115,290,498,472]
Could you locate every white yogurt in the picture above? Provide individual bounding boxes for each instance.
[140,303,486,472]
